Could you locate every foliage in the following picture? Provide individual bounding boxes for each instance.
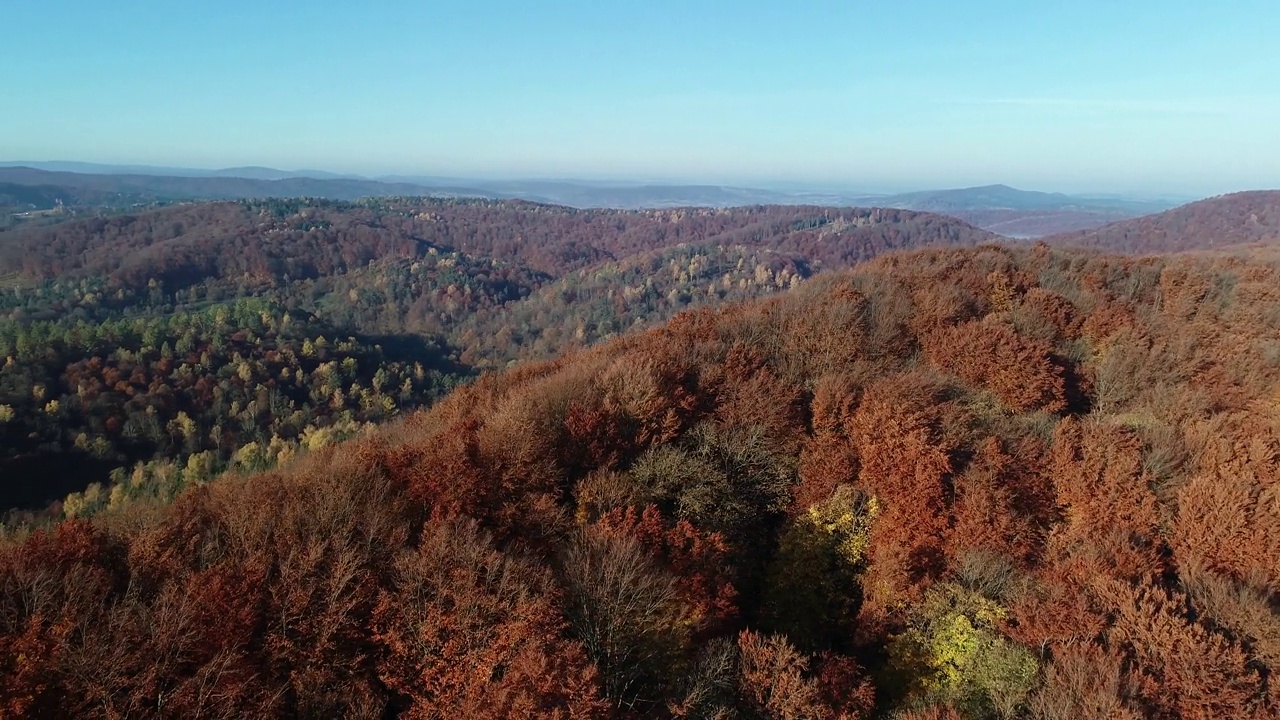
[1,240,1279,717]
[885,584,1038,719]
[0,299,462,515]
[761,485,878,651]
[0,198,993,519]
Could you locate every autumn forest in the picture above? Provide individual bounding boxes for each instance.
[1,193,1279,718]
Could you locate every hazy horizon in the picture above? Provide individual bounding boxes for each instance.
[5,1,1279,197]
[0,159,1216,203]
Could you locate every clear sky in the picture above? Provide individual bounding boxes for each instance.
[4,1,1278,195]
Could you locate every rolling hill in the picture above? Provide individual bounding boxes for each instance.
[0,198,994,514]
[0,165,1184,236]
[1045,190,1280,253]
[7,187,1280,519]
[1,243,1276,717]
[875,184,1177,238]
[0,198,994,286]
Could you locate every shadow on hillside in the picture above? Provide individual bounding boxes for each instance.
[361,332,475,379]
[1,450,118,515]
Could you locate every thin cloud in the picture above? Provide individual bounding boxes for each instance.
[957,96,1280,117]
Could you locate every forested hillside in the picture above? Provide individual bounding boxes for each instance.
[2,243,1277,718]
[0,198,991,283]
[0,198,992,516]
[1047,190,1280,253]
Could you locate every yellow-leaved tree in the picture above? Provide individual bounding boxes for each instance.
[885,584,1037,719]
[760,484,878,651]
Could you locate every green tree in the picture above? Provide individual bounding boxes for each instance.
[885,584,1038,719]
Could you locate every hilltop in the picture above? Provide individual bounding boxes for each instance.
[1046,190,1280,253]
[875,184,1175,238]
[1,243,1276,717]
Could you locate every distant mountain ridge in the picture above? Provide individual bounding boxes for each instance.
[0,166,491,205]
[870,184,1178,238]
[0,161,363,181]
[874,183,1172,213]
[1,163,1189,236]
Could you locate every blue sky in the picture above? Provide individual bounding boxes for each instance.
[4,0,1278,195]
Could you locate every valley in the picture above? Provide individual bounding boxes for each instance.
[0,198,993,518]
